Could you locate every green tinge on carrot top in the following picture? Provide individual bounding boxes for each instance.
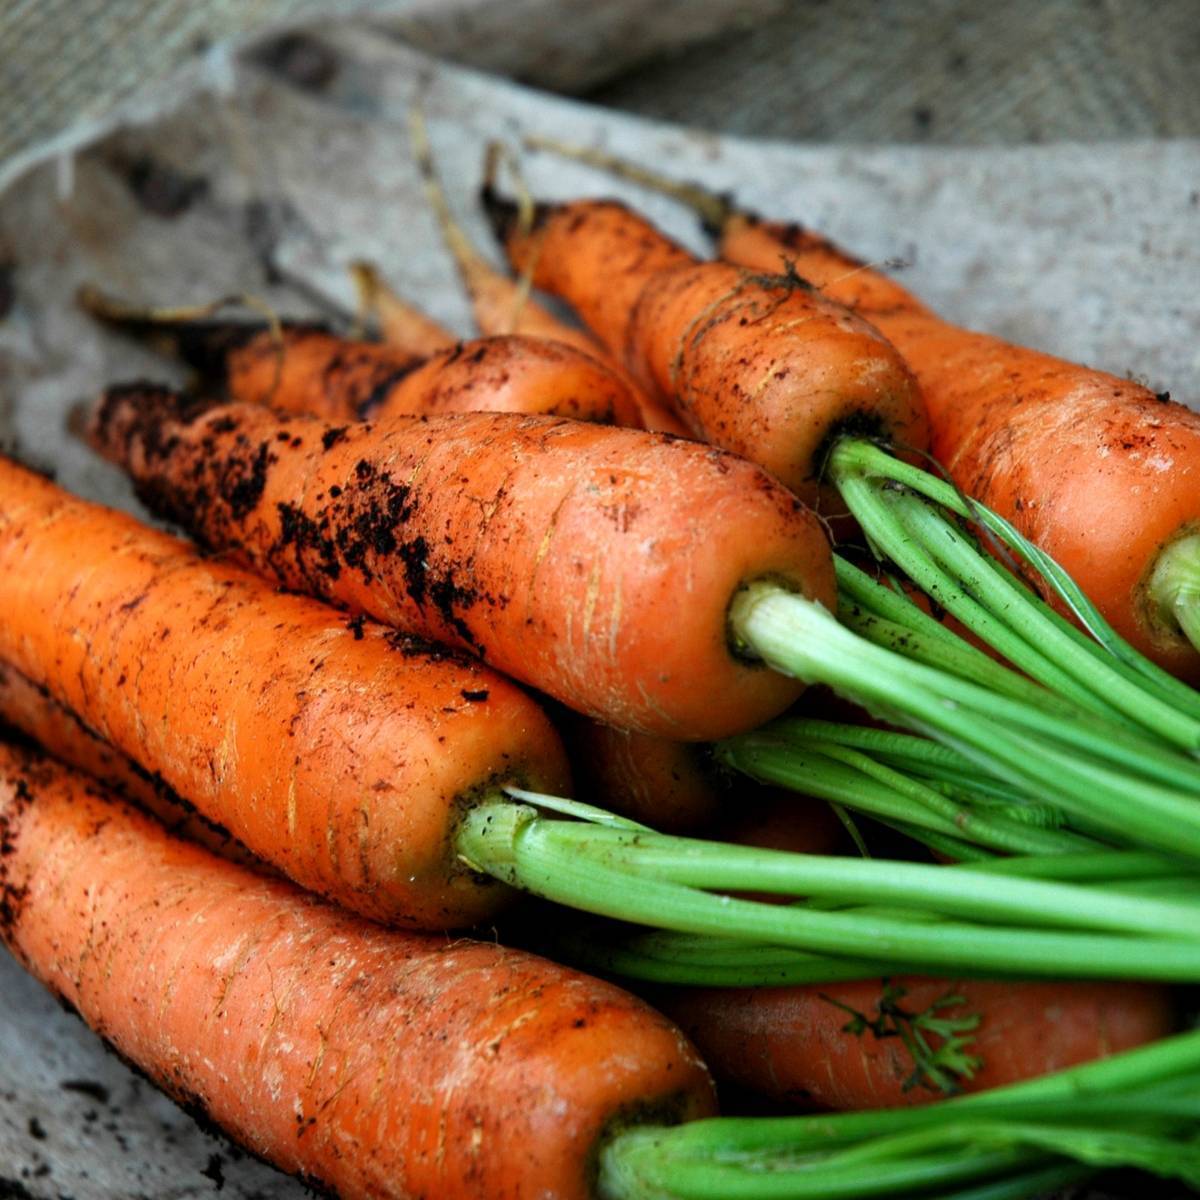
[1148,533,1200,655]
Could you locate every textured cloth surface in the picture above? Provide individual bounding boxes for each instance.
[589,0,1200,142]
[0,0,778,192]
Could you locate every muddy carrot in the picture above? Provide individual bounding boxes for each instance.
[90,386,831,740]
[483,190,928,509]
[83,291,644,427]
[0,742,715,1200]
[90,386,1200,872]
[663,976,1174,1112]
[0,452,570,927]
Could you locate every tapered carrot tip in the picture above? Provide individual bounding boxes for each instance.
[0,744,716,1199]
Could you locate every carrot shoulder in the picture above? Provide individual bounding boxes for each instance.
[90,387,835,740]
[0,743,715,1200]
[486,195,927,507]
[0,453,569,927]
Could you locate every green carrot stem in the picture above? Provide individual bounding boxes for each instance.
[1148,533,1200,654]
[956,848,1173,882]
[543,927,894,986]
[457,803,1200,979]
[530,821,1199,937]
[889,485,1200,750]
[716,736,1082,857]
[835,557,1051,705]
[603,1145,1034,1200]
[732,583,1200,858]
[830,437,1200,719]
[837,469,1126,721]
[763,718,1070,808]
[638,1028,1200,1158]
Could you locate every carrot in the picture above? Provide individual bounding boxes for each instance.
[723,222,1200,680]
[411,123,690,436]
[0,452,570,927]
[483,191,928,508]
[90,387,832,740]
[85,295,646,427]
[89,384,1200,869]
[662,975,1174,1112]
[0,742,715,1200]
[563,718,845,842]
[546,150,1200,680]
[0,657,263,870]
[562,719,732,832]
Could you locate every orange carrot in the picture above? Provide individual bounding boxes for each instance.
[664,975,1173,1111]
[90,388,835,740]
[85,296,646,427]
[0,453,569,927]
[561,719,730,832]
[701,202,1200,679]
[484,193,927,508]
[0,658,263,869]
[0,742,715,1199]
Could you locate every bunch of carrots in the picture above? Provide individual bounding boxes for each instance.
[4,117,1200,1200]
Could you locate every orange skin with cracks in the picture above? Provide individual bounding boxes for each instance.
[718,213,1200,681]
[90,395,836,741]
[227,326,644,427]
[0,456,569,928]
[0,657,265,870]
[0,746,716,1200]
[664,974,1172,1112]
[495,199,928,508]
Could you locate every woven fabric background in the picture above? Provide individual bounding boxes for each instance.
[0,0,782,192]
[587,0,1200,142]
